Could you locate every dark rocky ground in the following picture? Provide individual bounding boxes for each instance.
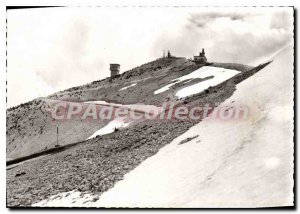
[6,56,269,207]
[7,120,194,206]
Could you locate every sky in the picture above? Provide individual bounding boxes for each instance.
[7,7,293,108]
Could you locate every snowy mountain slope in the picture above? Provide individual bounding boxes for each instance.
[6,56,274,207]
[87,46,294,208]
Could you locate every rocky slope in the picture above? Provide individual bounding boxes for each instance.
[7,55,271,207]
[6,57,251,161]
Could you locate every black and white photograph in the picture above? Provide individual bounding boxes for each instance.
[5,4,294,209]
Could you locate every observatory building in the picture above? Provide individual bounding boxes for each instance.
[193,48,207,64]
[110,64,120,78]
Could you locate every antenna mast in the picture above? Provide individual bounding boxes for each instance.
[56,126,59,146]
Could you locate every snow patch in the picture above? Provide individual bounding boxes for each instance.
[83,101,164,140]
[87,118,131,140]
[119,83,137,91]
[154,66,240,97]
[33,191,99,207]
[84,101,164,116]
[84,100,115,106]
